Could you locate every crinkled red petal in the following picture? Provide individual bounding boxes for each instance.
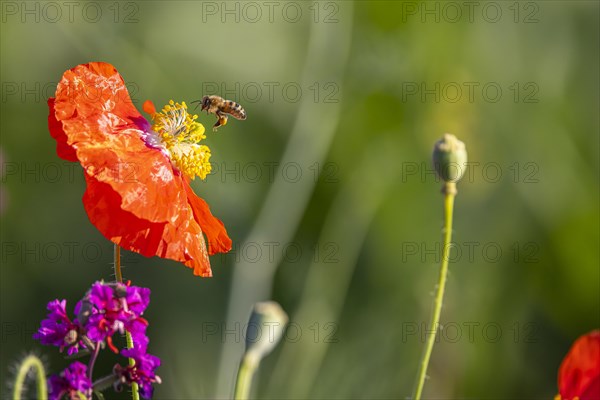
[558,330,600,400]
[48,98,77,162]
[83,173,213,277]
[50,62,185,223]
[183,178,232,255]
[48,62,231,277]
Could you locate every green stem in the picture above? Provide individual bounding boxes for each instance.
[13,355,47,400]
[114,244,140,400]
[412,184,456,399]
[234,354,258,400]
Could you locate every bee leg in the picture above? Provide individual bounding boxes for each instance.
[212,113,228,132]
[212,111,222,131]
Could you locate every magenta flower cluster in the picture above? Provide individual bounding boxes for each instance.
[47,362,92,400]
[34,281,161,399]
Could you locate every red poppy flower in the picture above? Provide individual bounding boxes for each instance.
[48,62,231,277]
[556,330,600,400]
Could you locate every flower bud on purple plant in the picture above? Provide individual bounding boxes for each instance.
[64,329,78,346]
[76,299,93,327]
[114,282,128,298]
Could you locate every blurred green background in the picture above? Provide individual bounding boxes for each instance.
[1,1,598,399]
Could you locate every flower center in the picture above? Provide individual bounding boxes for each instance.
[149,100,211,180]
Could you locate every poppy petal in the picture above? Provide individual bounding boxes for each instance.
[83,173,213,277]
[48,98,77,162]
[558,330,600,400]
[143,100,156,115]
[49,62,231,277]
[51,62,187,223]
[183,179,232,255]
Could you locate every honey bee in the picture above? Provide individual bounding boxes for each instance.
[192,95,247,131]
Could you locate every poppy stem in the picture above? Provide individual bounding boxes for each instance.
[113,244,140,400]
[12,354,47,400]
[234,353,258,400]
[412,184,456,399]
[114,244,123,283]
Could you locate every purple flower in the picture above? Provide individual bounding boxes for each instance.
[126,318,150,351]
[123,285,151,350]
[125,285,151,316]
[33,299,81,355]
[118,347,161,399]
[81,282,150,350]
[84,283,123,342]
[37,281,157,398]
[48,361,92,400]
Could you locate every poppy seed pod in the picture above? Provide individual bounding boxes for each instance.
[432,133,468,183]
[244,301,289,367]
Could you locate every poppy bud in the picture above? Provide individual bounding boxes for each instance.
[244,301,288,367]
[432,133,468,184]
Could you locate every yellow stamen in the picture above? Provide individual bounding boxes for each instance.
[151,100,211,180]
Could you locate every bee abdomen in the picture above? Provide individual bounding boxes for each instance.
[230,101,247,120]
